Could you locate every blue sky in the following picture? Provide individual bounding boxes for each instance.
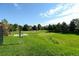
[0,3,79,25]
[0,3,57,25]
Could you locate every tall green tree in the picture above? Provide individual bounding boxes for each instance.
[23,24,29,31]
[32,25,37,30]
[43,26,48,30]
[72,19,79,33]
[38,24,41,30]
[55,23,61,32]
[48,24,53,32]
[69,19,77,33]
[52,25,56,32]
[61,22,68,33]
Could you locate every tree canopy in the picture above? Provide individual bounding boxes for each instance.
[0,18,79,35]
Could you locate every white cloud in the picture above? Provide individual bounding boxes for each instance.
[44,14,78,25]
[58,4,79,17]
[40,4,72,17]
[41,4,79,25]
[13,3,21,10]
[14,3,19,7]
[13,3,19,7]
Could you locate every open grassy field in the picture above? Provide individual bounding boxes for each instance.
[0,30,79,56]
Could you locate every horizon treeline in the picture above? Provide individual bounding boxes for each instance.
[1,18,79,35]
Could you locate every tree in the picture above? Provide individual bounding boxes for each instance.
[76,20,79,33]
[51,25,56,32]
[48,24,53,32]
[42,26,48,30]
[19,25,23,31]
[23,24,29,31]
[61,22,69,33]
[38,24,41,30]
[32,25,37,30]
[69,18,79,33]
[69,21,75,33]
[1,19,9,36]
[1,19,8,24]
[55,23,61,32]
[28,26,32,31]
[12,24,18,31]
[72,18,79,33]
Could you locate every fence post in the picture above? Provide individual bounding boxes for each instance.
[19,26,21,38]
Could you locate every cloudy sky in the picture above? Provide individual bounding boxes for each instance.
[0,3,79,25]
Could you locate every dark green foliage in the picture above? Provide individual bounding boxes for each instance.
[52,25,56,32]
[61,22,69,33]
[47,18,79,34]
[32,25,38,30]
[23,24,29,31]
[19,25,23,31]
[55,23,61,32]
[1,18,79,34]
[9,24,13,32]
[48,24,53,32]
[74,19,79,33]
[42,26,48,30]
[38,24,42,30]
[69,20,76,33]
[12,24,18,31]
[69,19,79,33]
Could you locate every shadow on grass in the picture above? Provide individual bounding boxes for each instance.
[47,31,79,35]
[60,32,79,35]
[0,43,20,46]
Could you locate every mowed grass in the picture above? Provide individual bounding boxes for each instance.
[0,30,79,56]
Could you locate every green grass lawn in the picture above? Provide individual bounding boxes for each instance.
[0,30,79,56]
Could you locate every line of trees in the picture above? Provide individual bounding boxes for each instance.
[9,18,79,34]
[9,24,43,31]
[47,18,79,34]
[1,18,79,36]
